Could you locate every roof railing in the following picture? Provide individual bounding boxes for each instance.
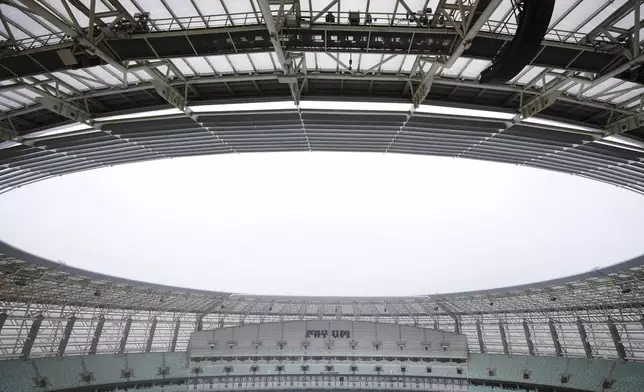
[0,10,599,54]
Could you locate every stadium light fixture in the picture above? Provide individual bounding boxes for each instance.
[604,135,644,148]
[415,104,516,120]
[21,123,94,140]
[189,101,297,113]
[299,101,410,112]
[0,141,20,150]
[595,139,644,153]
[522,117,602,134]
[94,108,183,122]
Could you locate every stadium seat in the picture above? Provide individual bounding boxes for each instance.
[564,358,612,390]
[467,353,492,379]
[164,351,189,371]
[467,386,492,392]
[611,362,644,392]
[0,359,38,392]
[82,354,126,385]
[126,352,164,380]
[493,355,528,382]
[525,355,566,386]
[34,356,84,390]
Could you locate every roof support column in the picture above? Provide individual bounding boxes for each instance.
[145,318,157,353]
[522,320,535,355]
[257,0,301,105]
[434,302,460,334]
[577,318,593,359]
[311,0,339,23]
[476,321,486,353]
[411,61,442,108]
[607,317,627,360]
[20,314,44,359]
[196,313,204,332]
[548,319,563,357]
[499,321,509,355]
[410,0,502,108]
[170,319,181,352]
[0,312,7,334]
[118,317,132,354]
[56,316,76,356]
[634,0,640,57]
[88,316,105,355]
[20,0,126,71]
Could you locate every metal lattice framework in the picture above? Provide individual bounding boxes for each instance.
[0,0,643,367]
[0,0,644,193]
[1,240,644,362]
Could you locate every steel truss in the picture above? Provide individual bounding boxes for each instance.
[1,243,644,361]
[0,0,643,129]
[0,1,643,197]
[0,0,644,364]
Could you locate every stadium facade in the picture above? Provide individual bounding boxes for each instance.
[2,0,644,391]
[1,239,644,392]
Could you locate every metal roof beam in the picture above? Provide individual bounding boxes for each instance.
[196,313,204,332]
[311,0,339,24]
[118,317,132,354]
[548,319,563,357]
[257,0,301,105]
[20,0,186,116]
[170,318,181,352]
[499,320,509,355]
[522,320,535,355]
[444,0,502,69]
[88,316,105,355]
[476,320,485,353]
[145,318,157,353]
[577,317,593,359]
[607,317,627,360]
[583,0,640,43]
[19,0,126,74]
[410,0,502,108]
[0,72,636,125]
[20,314,43,359]
[56,316,76,356]
[34,95,93,125]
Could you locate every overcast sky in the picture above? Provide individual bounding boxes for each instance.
[1,151,643,296]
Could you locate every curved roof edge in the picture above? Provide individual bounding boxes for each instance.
[0,240,228,297]
[1,239,643,300]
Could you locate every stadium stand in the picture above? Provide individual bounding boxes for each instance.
[2,348,643,391]
[82,354,127,385]
[0,359,38,392]
[126,353,165,380]
[35,356,85,390]
[525,355,567,386]
[564,358,614,391]
[610,362,644,392]
[2,2,644,391]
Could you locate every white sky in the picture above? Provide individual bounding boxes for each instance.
[1,152,643,297]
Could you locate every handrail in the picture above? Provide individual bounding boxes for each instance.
[0,10,598,54]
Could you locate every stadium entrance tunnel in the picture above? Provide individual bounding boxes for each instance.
[2,100,644,195]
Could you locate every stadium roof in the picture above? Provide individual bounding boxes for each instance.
[1,0,644,363]
[2,239,644,316]
[1,238,644,360]
[1,0,644,193]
